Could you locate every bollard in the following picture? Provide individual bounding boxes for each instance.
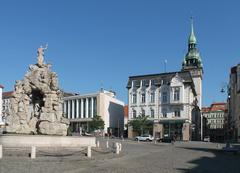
[31,146,36,159]
[119,143,122,151]
[0,145,2,159]
[96,140,100,148]
[87,146,91,158]
[154,140,157,144]
[138,138,139,143]
[106,140,109,149]
[115,143,120,154]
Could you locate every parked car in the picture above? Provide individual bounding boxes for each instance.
[135,135,154,141]
[203,136,210,142]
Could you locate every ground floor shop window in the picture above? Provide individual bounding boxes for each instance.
[163,123,183,140]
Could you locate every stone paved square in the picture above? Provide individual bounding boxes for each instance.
[1,139,240,173]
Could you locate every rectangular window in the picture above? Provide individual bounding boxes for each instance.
[150,92,155,103]
[173,88,180,101]
[141,93,146,103]
[142,109,145,117]
[132,93,137,104]
[150,109,154,118]
[151,79,155,86]
[162,109,167,118]
[162,79,167,85]
[142,80,146,86]
[162,92,167,103]
[133,110,137,118]
[174,110,180,117]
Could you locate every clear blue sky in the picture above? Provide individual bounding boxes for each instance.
[0,0,239,107]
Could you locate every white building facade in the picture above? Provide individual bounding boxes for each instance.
[127,72,200,141]
[127,20,203,141]
[63,90,124,136]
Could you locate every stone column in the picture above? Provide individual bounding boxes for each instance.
[86,98,89,118]
[72,100,75,119]
[91,97,94,118]
[81,99,84,118]
[76,99,79,119]
[67,100,71,119]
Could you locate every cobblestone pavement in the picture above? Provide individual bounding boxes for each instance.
[1,139,240,173]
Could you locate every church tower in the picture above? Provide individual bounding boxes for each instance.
[182,18,203,109]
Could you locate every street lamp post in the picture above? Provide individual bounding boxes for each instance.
[220,83,231,146]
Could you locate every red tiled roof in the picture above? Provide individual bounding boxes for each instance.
[202,107,210,113]
[210,103,227,111]
[2,91,14,99]
[124,106,128,118]
[202,102,227,113]
[0,84,4,89]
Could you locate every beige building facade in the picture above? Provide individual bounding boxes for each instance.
[63,90,124,136]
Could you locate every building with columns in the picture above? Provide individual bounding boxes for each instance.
[127,20,203,141]
[0,84,4,125]
[63,89,124,136]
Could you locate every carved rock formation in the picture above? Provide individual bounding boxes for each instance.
[5,47,69,135]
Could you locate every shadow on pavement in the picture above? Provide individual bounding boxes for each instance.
[176,146,240,173]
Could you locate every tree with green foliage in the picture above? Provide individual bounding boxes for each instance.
[89,115,105,132]
[128,116,153,136]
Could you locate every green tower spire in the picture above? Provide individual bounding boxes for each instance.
[188,17,197,45]
[182,18,203,70]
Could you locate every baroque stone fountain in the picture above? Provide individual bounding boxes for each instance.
[5,46,69,136]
